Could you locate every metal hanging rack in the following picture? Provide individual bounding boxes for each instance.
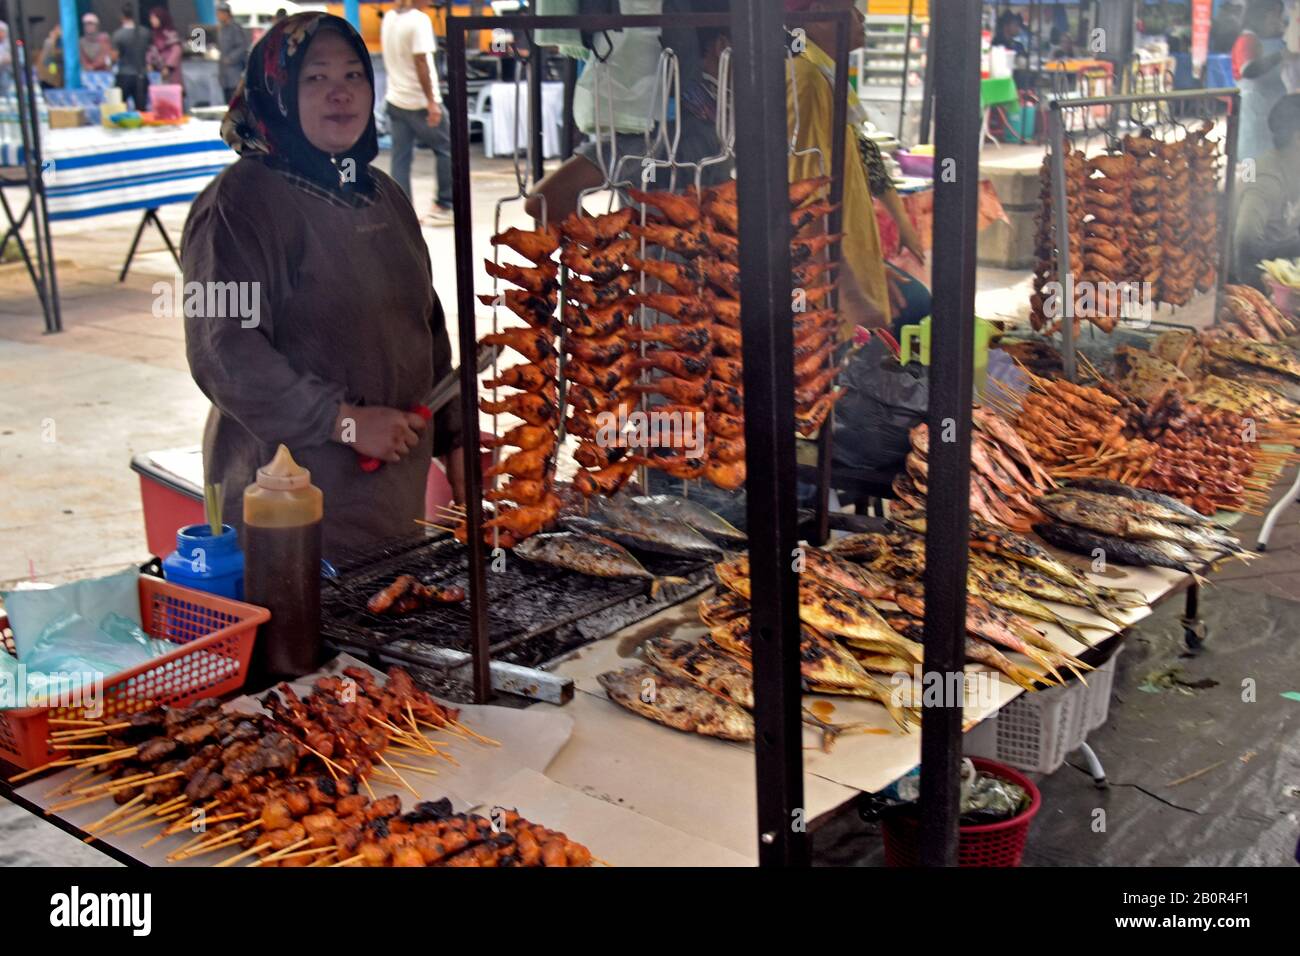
[1045,86,1240,382]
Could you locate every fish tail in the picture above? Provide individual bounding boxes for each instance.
[1053,616,1097,648]
[1021,645,1065,684]
[1055,654,1090,685]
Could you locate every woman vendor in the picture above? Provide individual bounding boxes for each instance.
[1234,92,1300,290]
[182,13,462,558]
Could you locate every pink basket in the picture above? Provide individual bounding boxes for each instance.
[1265,278,1300,317]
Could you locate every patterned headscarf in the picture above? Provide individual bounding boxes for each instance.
[221,12,378,196]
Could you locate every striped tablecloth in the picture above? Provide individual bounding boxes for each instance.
[0,120,236,221]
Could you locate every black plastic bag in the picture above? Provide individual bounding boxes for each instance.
[831,338,928,472]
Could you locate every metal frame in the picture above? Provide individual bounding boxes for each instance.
[1046,86,1240,381]
[445,3,980,866]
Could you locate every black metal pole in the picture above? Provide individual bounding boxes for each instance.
[811,21,850,548]
[732,0,806,867]
[919,0,981,868]
[562,54,578,159]
[897,0,915,141]
[1218,92,1240,315]
[7,0,59,333]
[447,16,492,704]
[527,21,544,185]
[917,8,936,145]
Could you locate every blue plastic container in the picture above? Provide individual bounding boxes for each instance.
[162,524,245,601]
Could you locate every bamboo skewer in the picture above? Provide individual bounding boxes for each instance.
[8,759,78,783]
[47,718,106,727]
[249,842,331,866]
[376,753,419,797]
[330,853,366,867]
[213,839,272,868]
[246,837,312,866]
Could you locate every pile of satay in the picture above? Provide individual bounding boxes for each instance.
[20,667,595,867]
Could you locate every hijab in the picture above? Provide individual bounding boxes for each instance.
[221,12,379,197]
[149,7,179,49]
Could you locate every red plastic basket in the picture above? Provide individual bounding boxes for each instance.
[881,758,1041,867]
[0,576,267,770]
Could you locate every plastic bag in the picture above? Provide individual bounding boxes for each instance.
[2,566,140,662]
[832,337,928,472]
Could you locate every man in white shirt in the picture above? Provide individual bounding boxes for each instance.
[382,0,453,225]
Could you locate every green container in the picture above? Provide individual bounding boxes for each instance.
[898,316,996,397]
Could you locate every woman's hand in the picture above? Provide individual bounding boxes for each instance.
[332,402,426,463]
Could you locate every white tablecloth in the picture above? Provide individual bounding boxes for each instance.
[488,80,564,159]
[0,120,235,221]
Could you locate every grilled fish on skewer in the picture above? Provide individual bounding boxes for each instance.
[597,666,754,741]
[715,555,923,662]
[490,225,561,263]
[483,259,559,295]
[479,392,558,426]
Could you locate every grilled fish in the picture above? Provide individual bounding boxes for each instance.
[967,552,1128,624]
[590,497,724,559]
[631,494,747,543]
[715,555,924,662]
[1036,494,1242,556]
[879,613,1050,691]
[644,637,754,708]
[1033,522,1207,577]
[698,589,751,626]
[559,513,720,561]
[514,532,685,592]
[597,665,754,741]
[1062,478,1222,527]
[708,616,914,730]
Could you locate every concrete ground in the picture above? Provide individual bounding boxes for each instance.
[1,141,1297,865]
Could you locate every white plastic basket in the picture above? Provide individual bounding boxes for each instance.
[964,647,1122,774]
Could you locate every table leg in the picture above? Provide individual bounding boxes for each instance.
[119,208,179,282]
[1181,579,1206,651]
[1257,464,1300,551]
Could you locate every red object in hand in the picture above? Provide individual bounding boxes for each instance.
[357,403,433,472]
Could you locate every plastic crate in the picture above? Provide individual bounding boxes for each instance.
[964,648,1123,774]
[0,576,266,770]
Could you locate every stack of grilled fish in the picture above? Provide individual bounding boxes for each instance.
[1030,479,1248,576]
[894,406,1056,533]
[467,226,565,547]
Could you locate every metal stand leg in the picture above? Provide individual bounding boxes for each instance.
[119,208,180,282]
[1257,465,1300,551]
[1077,741,1107,789]
[1181,580,1206,651]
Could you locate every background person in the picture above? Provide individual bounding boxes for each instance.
[80,12,113,72]
[182,13,462,557]
[37,22,63,89]
[216,2,249,104]
[1232,0,1299,162]
[112,5,151,111]
[381,0,453,225]
[146,6,184,92]
[1234,93,1300,289]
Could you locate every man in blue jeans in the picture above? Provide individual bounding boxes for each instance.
[381,0,452,224]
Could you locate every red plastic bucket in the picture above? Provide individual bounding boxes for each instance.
[881,758,1041,867]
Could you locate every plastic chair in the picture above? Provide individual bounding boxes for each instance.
[467,85,494,156]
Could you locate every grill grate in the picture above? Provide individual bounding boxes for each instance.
[321,531,713,694]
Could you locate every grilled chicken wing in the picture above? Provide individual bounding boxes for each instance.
[790,200,839,232]
[573,440,622,470]
[712,324,743,356]
[559,208,635,246]
[479,392,558,426]
[563,300,635,338]
[704,196,739,234]
[625,255,703,294]
[486,478,550,506]
[565,272,637,307]
[708,292,742,328]
[629,222,710,258]
[484,446,554,481]
[703,227,739,263]
[483,494,561,539]
[629,375,711,405]
[626,187,701,227]
[574,459,639,497]
[792,258,839,287]
[711,356,744,386]
[708,434,746,463]
[789,175,832,206]
[638,291,711,321]
[790,232,842,263]
[793,308,839,338]
[477,291,559,331]
[566,380,615,413]
[481,328,556,364]
[568,333,630,365]
[566,351,637,391]
[795,365,839,406]
[643,449,708,480]
[481,423,555,452]
[710,381,744,416]
[704,458,746,490]
[703,259,740,298]
[484,259,559,294]
[794,341,836,382]
[490,225,561,263]
[707,410,746,439]
[794,326,835,358]
[624,323,712,352]
[561,237,638,282]
[483,362,554,393]
[795,393,837,434]
[633,351,712,380]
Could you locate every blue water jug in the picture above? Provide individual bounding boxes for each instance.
[162,524,245,600]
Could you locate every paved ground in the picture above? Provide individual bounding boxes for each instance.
[2,142,1298,865]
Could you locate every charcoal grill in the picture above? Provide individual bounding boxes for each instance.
[321,531,713,699]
